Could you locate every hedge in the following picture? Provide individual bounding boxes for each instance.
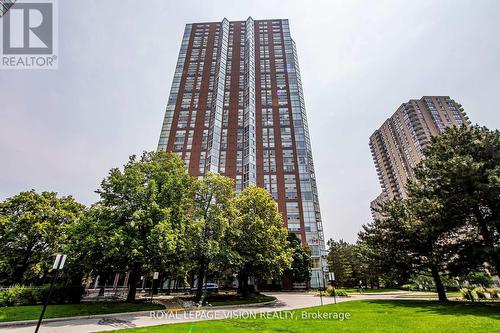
[0,284,84,306]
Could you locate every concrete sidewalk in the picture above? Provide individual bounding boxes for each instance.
[0,291,408,333]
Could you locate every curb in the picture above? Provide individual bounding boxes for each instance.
[200,298,277,309]
[0,309,161,328]
[0,298,278,328]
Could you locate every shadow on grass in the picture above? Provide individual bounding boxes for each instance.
[360,300,500,320]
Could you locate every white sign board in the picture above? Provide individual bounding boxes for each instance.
[153,272,159,280]
[52,254,67,270]
[329,272,335,281]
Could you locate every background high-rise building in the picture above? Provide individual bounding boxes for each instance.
[157,17,326,287]
[369,96,471,217]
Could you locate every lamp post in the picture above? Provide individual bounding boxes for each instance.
[34,253,66,333]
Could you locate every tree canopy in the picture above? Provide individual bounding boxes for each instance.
[284,232,312,284]
[78,151,194,301]
[232,186,293,294]
[0,191,84,285]
[360,126,500,301]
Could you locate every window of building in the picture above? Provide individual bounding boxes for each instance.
[263,149,276,173]
[262,128,275,148]
[283,149,295,172]
[279,108,290,125]
[261,108,273,126]
[264,174,278,199]
[284,174,298,199]
[281,127,292,148]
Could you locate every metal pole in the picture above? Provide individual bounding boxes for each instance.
[34,261,61,333]
[332,280,337,304]
[318,271,323,306]
[320,270,328,305]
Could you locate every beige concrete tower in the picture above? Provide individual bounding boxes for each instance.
[369,96,470,218]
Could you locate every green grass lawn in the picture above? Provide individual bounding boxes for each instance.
[395,291,463,298]
[204,294,276,306]
[111,300,500,333]
[343,288,403,294]
[0,302,164,323]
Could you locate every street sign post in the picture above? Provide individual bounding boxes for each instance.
[151,272,159,303]
[317,271,323,306]
[52,254,66,270]
[328,271,337,304]
[35,254,66,333]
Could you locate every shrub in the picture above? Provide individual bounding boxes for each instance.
[463,287,494,300]
[1,284,38,306]
[465,272,493,287]
[401,284,418,291]
[325,286,348,297]
[45,284,85,304]
[0,284,84,306]
[486,288,500,299]
[335,289,348,297]
[475,287,487,299]
[460,288,478,301]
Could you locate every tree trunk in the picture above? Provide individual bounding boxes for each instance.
[237,270,249,296]
[126,267,140,302]
[194,256,206,302]
[166,278,171,295]
[189,271,195,292]
[152,274,161,295]
[13,254,30,284]
[431,266,447,302]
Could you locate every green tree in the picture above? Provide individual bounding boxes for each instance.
[327,239,354,286]
[0,191,84,285]
[360,126,500,301]
[405,195,457,302]
[283,232,311,284]
[62,205,119,287]
[360,197,454,302]
[411,126,500,274]
[87,151,194,301]
[358,200,415,288]
[352,241,380,288]
[232,186,292,295]
[191,173,236,302]
[361,197,482,302]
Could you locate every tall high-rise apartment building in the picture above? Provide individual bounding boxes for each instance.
[157,17,326,287]
[369,96,470,216]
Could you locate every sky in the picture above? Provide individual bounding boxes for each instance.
[1,0,500,243]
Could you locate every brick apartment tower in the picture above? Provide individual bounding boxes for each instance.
[157,17,326,287]
[369,96,471,218]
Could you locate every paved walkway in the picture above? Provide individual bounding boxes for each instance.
[0,291,411,333]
